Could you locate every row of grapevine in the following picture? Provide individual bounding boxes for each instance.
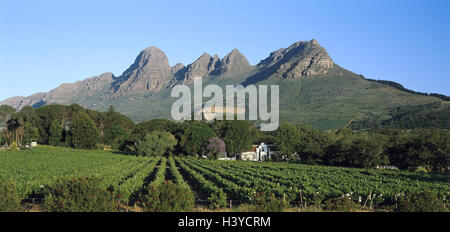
[181,158,256,201]
[108,158,155,190]
[168,156,189,187]
[184,158,298,201]
[0,146,154,198]
[174,157,227,208]
[115,157,160,202]
[1,146,448,208]
[192,158,449,205]
[150,157,167,187]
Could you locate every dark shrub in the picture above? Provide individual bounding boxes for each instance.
[249,191,288,212]
[324,197,361,212]
[270,153,284,162]
[397,191,446,212]
[42,177,119,212]
[138,180,195,212]
[0,181,23,212]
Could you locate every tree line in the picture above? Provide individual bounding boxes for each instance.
[1,104,448,173]
[276,122,449,172]
[0,104,261,159]
[1,104,134,150]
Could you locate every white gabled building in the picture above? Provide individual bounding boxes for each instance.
[238,143,276,162]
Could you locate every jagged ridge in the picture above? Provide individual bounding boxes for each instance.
[2,38,442,130]
[1,39,333,109]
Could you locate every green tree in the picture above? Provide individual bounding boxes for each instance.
[202,137,226,159]
[108,105,115,113]
[420,129,449,172]
[34,104,67,144]
[221,120,253,155]
[68,112,100,149]
[103,110,135,132]
[0,134,4,146]
[104,126,130,150]
[179,122,216,156]
[324,132,354,166]
[5,114,25,145]
[23,126,39,145]
[344,135,387,168]
[386,131,439,171]
[67,104,84,115]
[134,119,178,138]
[49,120,63,146]
[135,131,177,156]
[0,105,16,128]
[296,125,333,164]
[393,129,450,172]
[275,121,300,158]
[325,132,387,168]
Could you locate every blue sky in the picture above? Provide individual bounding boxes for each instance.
[0,0,449,100]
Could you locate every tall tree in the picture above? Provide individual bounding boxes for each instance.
[221,120,253,155]
[49,120,63,146]
[202,137,226,159]
[135,131,177,156]
[68,112,100,149]
[179,122,216,156]
[275,121,300,158]
[104,126,130,150]
[0,105,16,127]
[134,119,178,138]
[294,125,334,164]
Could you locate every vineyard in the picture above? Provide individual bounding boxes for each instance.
[0,145,449,209]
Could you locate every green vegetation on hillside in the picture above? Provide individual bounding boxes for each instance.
[351,102,450,130]
[270,65,443,129]
[19,65,442,130]
[365,78,450,101]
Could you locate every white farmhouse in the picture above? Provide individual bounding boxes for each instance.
[239,143,276,162]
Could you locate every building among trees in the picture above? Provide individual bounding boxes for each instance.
[238,143,277,161]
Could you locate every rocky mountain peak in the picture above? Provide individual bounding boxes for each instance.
[310,38,319,46]
[85,72,115,82]
[111,46,172,96]
[177,52,220,81]
[215,49,251,75]
[0,39,340,110]
[122,46,170,76]
[257,39,333,79]
[223,49,248,63]
[80,72,115,92]
[174,49,252,82]
[171,63,185,75]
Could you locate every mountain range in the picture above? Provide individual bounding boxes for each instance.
[1,39,447,130]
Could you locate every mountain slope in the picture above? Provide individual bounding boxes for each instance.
[0,39,445,129]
